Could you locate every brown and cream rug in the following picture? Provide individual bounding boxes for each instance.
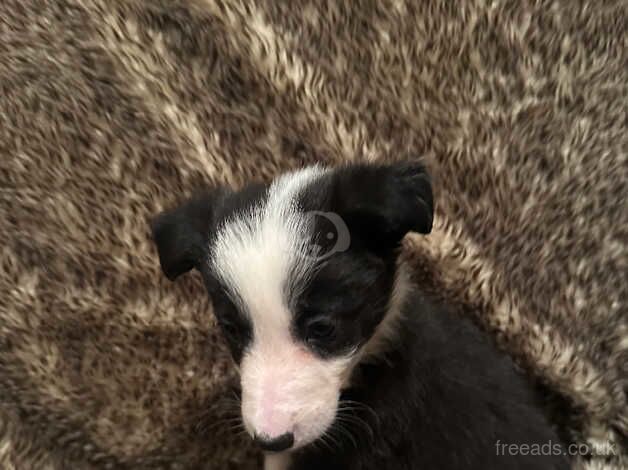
[0,0,626,468]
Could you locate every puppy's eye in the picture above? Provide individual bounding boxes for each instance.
[220,320,238,338]
[305,319,336,343]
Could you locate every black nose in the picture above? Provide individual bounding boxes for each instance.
[253,432,294,452]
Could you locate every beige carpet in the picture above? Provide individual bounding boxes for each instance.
[0,0,626,468]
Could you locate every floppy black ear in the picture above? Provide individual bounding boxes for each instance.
[151,190,222,280]
[330,162,433,249]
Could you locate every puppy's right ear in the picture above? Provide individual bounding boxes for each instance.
[151,190,224,281]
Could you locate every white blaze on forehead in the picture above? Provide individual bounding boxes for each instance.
[210,165,327,333]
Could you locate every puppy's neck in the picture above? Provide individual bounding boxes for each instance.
[339,262,413,387]
[362,261,413,360]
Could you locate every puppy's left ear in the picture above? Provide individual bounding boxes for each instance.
[330,162,434,249]
[151,189,225,280]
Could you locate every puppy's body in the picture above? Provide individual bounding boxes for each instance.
[290,291,568,469]
[151,162,569,469]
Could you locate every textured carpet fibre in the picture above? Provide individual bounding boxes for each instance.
[0,1,626,468]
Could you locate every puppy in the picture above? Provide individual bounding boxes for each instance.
[151,162,569,469]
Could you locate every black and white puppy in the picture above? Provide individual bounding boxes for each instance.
[152,162,569,470]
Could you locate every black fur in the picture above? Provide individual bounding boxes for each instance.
[293,249,396,358]
[291,292,570,469]
[300,162,433,256]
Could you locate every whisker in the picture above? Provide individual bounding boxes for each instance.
[323,428,342,451]
[329,421,358,449]
[316,432,336,453]
[338,400,379,422]
[335,414,375,442]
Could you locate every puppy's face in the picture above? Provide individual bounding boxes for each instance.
[152,163,433,451]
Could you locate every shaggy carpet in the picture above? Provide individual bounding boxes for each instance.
[0,0,626,468]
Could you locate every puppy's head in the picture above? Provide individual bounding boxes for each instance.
[151,162,433,451]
